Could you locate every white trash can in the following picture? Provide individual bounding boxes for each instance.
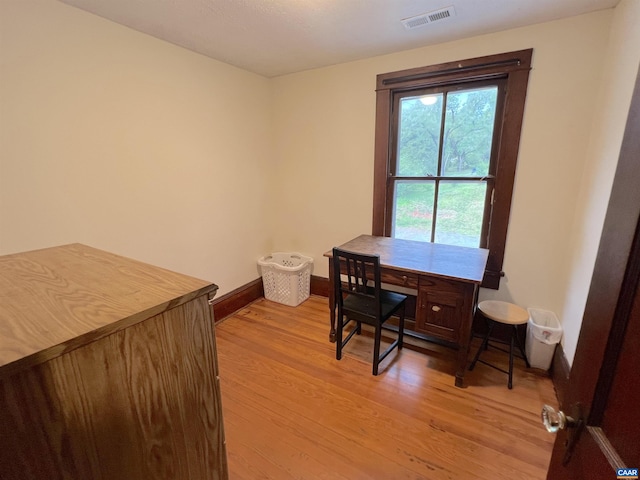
[525,308,562,370]
[258,252,313,307]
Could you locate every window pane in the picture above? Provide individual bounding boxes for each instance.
[397,94,443,177]
[434,181,487,247]
[442,87,497,177]
[392,181,435,242]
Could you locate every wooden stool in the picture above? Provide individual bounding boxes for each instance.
[469,300,530,389]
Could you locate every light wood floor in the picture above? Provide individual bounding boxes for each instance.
[215,296,558,480]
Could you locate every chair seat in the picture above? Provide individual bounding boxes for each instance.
[343,290,406,321]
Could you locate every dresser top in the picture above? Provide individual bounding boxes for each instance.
[0,244,217,378]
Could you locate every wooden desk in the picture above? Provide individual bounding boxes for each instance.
[325,234,489,387]
[0,244,228,480]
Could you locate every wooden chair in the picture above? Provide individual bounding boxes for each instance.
[332,248,407,375]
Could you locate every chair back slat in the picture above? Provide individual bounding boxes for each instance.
[332,248,382,320]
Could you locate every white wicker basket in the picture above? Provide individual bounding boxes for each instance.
[258,252,313,306]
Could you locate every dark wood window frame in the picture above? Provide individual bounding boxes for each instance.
[372,49,533,289]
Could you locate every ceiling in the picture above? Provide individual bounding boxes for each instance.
[58,0,619,78]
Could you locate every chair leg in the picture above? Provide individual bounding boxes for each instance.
[398,305,405,350]
[336,311,344,361]
[372,324,382,376]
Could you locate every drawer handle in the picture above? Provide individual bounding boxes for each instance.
[402,275,408,284]
[432,305,441,312]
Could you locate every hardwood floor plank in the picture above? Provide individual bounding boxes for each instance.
[216,296,557,479]
[220,339,539,480]
[219,344,425,478]
[224,388,371,480]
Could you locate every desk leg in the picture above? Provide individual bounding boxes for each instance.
[454,285,477,388]
[328,259,336,342]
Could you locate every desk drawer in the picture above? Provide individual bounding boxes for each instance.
[381,269,418,289]
[336,263,418,289]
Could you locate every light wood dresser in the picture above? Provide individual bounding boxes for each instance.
[0,244,228,480]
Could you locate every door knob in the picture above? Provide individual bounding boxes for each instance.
[542,404,585,465]
[541,404,578,433]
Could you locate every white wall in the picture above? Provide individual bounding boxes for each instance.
[559,0,640,364]
[270,12,612,323]
[0,0,274,296]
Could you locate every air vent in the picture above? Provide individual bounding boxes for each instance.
[401,6,456,30]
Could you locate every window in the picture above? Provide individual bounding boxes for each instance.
[372,50,532,289]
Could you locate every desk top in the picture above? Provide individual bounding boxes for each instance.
[0,244,217,378]
[325,234,489,284]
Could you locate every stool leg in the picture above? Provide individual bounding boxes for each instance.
[483,316,491,350]
[508,330,515,389]
[469,320,494,371]
[515,325,530,368]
